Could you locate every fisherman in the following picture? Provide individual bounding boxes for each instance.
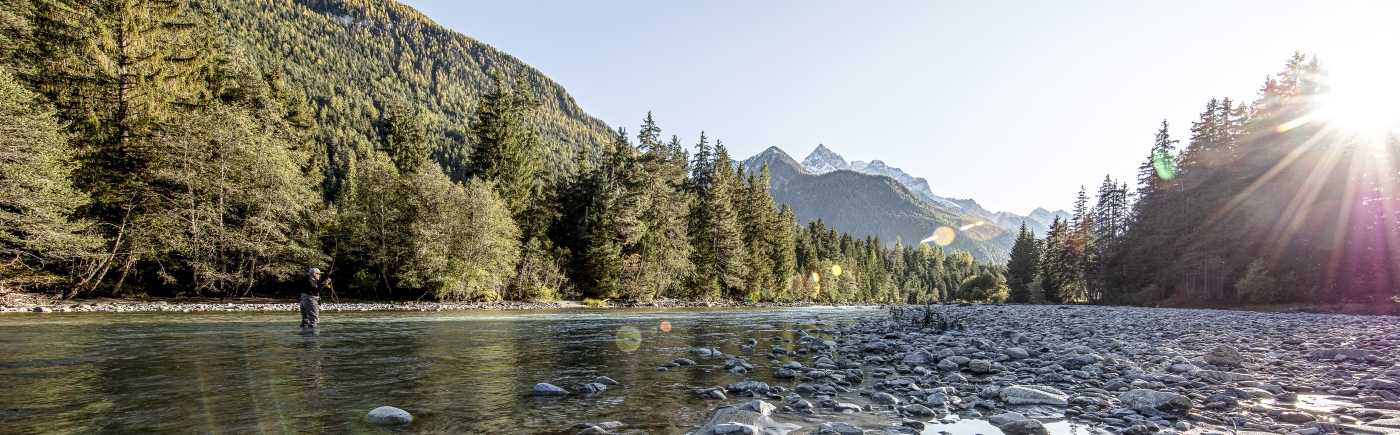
[301,268,332,328]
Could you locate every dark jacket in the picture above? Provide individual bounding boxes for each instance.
[305,278,331,297]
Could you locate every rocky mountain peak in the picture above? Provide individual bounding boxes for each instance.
[800,144,850,174]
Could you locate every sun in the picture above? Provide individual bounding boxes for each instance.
[1316,71,1400,140]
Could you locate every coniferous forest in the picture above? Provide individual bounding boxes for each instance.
[1006,54,1400,307]
[5,0,1393,308]
[0,0,1009,303]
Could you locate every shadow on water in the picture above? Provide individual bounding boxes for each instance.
[0,307,877,434]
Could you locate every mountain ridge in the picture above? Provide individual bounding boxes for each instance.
[744,147,1012,262]
[797,144,1068,236]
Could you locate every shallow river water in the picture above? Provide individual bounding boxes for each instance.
[0,307,904,434]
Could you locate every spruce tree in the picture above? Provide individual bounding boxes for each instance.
[0,66,99,289]
[1005,223,1039,303]
[468,70,544,219]
[381,100,428,174]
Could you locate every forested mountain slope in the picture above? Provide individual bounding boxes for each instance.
[192,0,614,184]
[743,147,1013,262]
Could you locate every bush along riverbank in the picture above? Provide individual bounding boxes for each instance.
[640,304,1400,435]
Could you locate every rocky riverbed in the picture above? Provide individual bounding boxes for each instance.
[606,305,1400,435]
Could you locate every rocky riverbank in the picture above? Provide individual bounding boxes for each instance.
[0,294,872,314]
[635,305,1400,435]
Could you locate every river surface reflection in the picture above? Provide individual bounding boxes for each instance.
[0,307,878,434]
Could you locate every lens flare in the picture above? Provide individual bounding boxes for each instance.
[614,326,641,353]
[1153,147,1176,180]
[921,226,956,246]
[810,272,821,283]
[659,321,672,333]
[831,264,843,277]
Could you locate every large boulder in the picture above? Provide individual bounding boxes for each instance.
[903,350,937,365]
[692,403,799,435]
[969,359,993,374]
[1203,345,1243,367]
[714,422,760,435]
[870,393,900,405]
[1119,389,1193,412]
[364,406,413,425]
[1000,419,1049,435]
[999,385,1069,406]
[818,422,866,435]
[990,412,1029,426]
[1366,379,1400,391]
[533,383,569,396]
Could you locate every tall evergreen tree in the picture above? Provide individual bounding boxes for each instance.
[0,66,99,290]
[381,100,428,174]
[468,70,544,220]
[1005,223,1040,303]
[1040,217,1075,303]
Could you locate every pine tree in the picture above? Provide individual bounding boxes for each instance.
[381,100,428,174]
[1040,217,1075,303]
[468,70,544,219]
[0,66,99,289]
[27,0,218,292]
[706,142,749,299]
[1005,223,1039,303]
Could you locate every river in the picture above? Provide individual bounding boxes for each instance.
[0,307,884,434]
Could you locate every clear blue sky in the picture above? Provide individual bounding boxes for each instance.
[399,0,1400,214]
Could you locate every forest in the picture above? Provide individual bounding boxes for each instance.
[0,0,1008,303]
[1006,53,1400,306]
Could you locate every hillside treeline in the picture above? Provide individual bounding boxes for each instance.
[0,0,1006,302]
[1006,54,1399,306]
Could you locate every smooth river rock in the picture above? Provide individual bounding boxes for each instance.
[533,383,569,396]
[1000,419,1049,435]
[1119,389,1193,412]
[364,406,413,425]
[818,421,866,435]
[999,385,1069,406]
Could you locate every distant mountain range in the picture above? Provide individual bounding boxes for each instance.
[741,147,1011,262]
[738,145,1069,262]
[796,144,1068,236]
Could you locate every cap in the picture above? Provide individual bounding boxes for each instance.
[309,268,321,275]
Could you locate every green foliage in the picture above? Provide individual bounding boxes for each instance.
[188,0,613,187]
[956,272,1009,303]
[2,0,1013,303]
[1005,223,1040,303]
[380,100,428,174]
[583,297,605,307]
[469,71,545,219]
[1234,260,1278,304]
[0,66,99,289]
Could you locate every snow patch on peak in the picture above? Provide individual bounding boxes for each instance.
[801,144,850,174]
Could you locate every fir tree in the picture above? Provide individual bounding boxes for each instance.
[468,70,544,220]
[1005,223,1040,303]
